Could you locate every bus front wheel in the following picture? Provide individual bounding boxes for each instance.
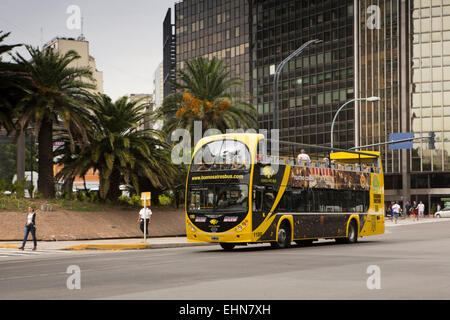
[220,243,236,251]
[271,221,291,249]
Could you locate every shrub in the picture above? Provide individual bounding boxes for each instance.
[159,194,172,206]
[0,179,7,193]
[133,195,142,206]
[118,194,141,207]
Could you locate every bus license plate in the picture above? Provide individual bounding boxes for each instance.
[211,236,219,241]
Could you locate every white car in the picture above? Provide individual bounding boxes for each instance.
[435,207,450,218]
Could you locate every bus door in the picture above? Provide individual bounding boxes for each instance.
[252,185,275,232]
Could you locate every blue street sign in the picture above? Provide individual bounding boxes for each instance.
[388,132,414,150]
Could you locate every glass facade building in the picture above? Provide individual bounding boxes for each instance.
[167,0,450,212]
[356,0,450,210]
[355,0,402,175]
[407,0,450,209]
[252,0,355,149]
[174,0,251,97]
[163,8,176,97]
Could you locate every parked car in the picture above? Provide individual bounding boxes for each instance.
[435,207,450,218]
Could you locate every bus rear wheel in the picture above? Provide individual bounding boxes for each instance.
[271,221,291,249]
[336,220,358,244]
[220,243,236,251]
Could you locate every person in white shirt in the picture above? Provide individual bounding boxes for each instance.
[297,149,310,165]
[138,206,152,235]
[417,201,425,218]
[19,206,37,250]
[392,202,401,224]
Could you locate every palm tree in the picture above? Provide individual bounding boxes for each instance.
[0,31,26,134]
[56,94,179,202]
[12,46,95,198]
[159,57,258,139]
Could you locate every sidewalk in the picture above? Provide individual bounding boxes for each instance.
[385,216,450,227]
[2,218,448,251]
[0,236,214,251]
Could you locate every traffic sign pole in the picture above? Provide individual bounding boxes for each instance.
[144,198,147,242]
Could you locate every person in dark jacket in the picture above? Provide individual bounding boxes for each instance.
[19,206,37,250]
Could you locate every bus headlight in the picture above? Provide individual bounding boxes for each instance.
[234,223,247,232]
[188,223,196,232]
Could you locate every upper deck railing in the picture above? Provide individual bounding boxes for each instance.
[256,154,381,174]
[192,156,381,174]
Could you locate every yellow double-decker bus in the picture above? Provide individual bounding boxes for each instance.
[185,133,385,250]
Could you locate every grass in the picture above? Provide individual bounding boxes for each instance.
[0,196,139,212]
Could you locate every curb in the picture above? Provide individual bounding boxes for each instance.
[0,244,19,249]
[385,218,449,227]
[61,243,151,251]
[60,242,215,251]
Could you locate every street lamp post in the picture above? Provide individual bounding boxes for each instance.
[272,39,322,130]
[330,96,380,152]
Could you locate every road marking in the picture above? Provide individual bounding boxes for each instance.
[0,248,70,258]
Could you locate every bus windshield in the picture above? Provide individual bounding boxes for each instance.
[188,184,248,213]
[192,139,251,171]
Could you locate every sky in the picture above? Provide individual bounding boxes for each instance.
[0,0,176,100]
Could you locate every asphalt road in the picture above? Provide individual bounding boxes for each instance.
[1,220,450,300]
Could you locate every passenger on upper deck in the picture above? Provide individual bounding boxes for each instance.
[231,161,245,170]
[197,163,211,171]
[330,160,338,169]
[297,149,310,165]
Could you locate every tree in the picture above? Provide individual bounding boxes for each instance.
[12,46,95,198]
[0,140,38,186]
[56,94,179,202]
[158,57,258,140]
[0,31,26,135]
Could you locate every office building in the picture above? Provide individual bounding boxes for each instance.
[167,0,450,211]
[44,37,103,93]
[163,8,176,98]
[153,61,164,130]
[252,0,355,150]
[171,0,251,97]
[129,93,154,130]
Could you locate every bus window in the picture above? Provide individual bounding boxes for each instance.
[188,188,215,211]
[188,185,248,212]
[277,191,291,212]
[192,139,251,170]
[253,188,263,212]
[262,189,275,211]
[216,185,248,211]
[292,190,307,212]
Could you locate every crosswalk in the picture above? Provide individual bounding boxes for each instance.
[0,248,69,259]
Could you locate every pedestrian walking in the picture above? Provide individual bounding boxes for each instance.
[392,202,401,224]
[138,206,152,236]
[405,201,412,219]
[412,201,419,221]
[18,206,37,250]
[418,201,425,219]
[387,201,394,221]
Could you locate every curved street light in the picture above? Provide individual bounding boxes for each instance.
[330,96,380,152]
[272,39,323,130]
